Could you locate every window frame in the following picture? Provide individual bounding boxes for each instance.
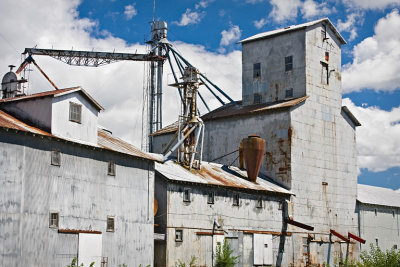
[49,212,59,228]
[285,56,293,72]
[233,193,239,206]
[69,102,82,124]
[253,63,261,79]
[183,188,191,202]
[175,229,183,242]
[256,196,263,208]
[207,191,215,204]
[285,88,293,98]
[253,93,261,104]
[321,24,327,41]
[321,62,329,85]
[106,216,115,232]
[108,161,116,176]
[51,150,61,166]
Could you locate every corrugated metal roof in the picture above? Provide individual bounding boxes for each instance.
[239,18,346,45]
[98,130,161,162]
[155,160,292,195]
[357,184,400,208]
[0,86,104,111]
[0,109,158,162]
[150,121,178,136]
[202,96,308,121]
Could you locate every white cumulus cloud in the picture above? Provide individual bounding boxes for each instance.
[342,9,400,93]
[301,0,331,19]
[343,0,400,10]
[343,98,400,172]
[220,25,241,46]
[269,0,302,23]
[254,18,268,29]
[174,9,205,26]
[337,13,364,41]
[124,3,137,20]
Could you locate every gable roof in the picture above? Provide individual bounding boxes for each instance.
[156,160,292,195]
[0,109,159,162]
[239,18,346,45]
[358,184,400,208]
[0,86,104,111]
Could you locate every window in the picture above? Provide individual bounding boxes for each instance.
[207,191,214,204]
[321,24,327,41]
[374,209,377,216]
[256,196,262,208]
[108,161,116,176]
[325,52,329,61]
[393,211,395,217]
[51,150,61,166]
[107,216,115,232]
[285,88,293,98]
[175,229,183,242]
[278,201,283,210]
[375,238,379,247]
[253,93,261,104]
[183,188,190,202]
[302,237,308,253]
[233,193,239,206]
[321,62,328,84]
[69,102,82,123]
[49,212,59,228]
[394,244,398,249]
[285,56,293,72]
[253,63,261,79]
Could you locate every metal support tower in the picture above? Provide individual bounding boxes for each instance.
[163,66,204,169]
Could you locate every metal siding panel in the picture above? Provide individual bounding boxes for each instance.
[253,234,264,265]
[78,233,102,267]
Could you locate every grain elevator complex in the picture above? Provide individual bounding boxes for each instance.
[1,17,399,267]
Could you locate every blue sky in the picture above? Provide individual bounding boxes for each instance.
[0,0,399,190]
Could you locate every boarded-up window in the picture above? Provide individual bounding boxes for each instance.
[183,188,190,202]
[175,229,183,242]
[49,212,59,228]
[253,63,261,79]
[107,161,115,176]
[321,62,329,84]
[207,191,214,204]
[285,56,293,72]
[285,88,293,98]
[233,193,239,206]
[51,150,61,166]
[69,102,82,123]
[106,216,115,232]
[253,93,261,104]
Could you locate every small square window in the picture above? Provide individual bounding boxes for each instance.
[285,56,293,72]
[175,229,183,242]
[253,93,261,104]
[183,188,190,202]
[49,212,59,228]
[107,216,115,232]
[256,196,262,208]
[207,191,214,204]
[108,161,116,176]
[285,88,293,98]
[253,63,261,79]
[69,102,82,123]
[233,193,239,206]
[321,62,329,84]
[51,150,61,166]
[394,244,398,249]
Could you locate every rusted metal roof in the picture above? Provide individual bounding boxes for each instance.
[0,86,104,111]
[0,110,51,136]
[202,96,308,121]
[239,18,346,45]
[358,184,400,208]
[155,160,292,195]
[97,130,161,162]
[0,109,158,162]
[150,121,179,136]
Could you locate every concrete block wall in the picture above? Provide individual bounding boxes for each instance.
[242,29,306,106]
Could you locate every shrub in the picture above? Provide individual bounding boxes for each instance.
[358,244,400,267]
[215,239,239,267]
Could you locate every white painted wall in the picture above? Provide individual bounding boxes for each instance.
[358,204,400,251]
[51,92,99,145]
